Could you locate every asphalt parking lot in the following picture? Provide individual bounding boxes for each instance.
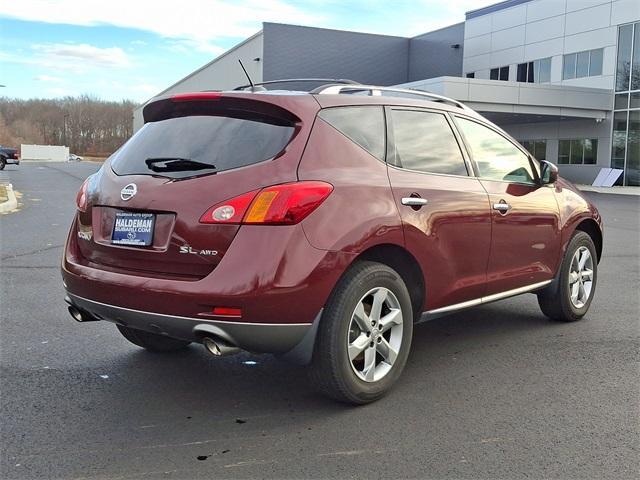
[1,162,639,479]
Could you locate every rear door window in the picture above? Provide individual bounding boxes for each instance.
[318,106,385,161]
[388,109,468,176]
[111,114,295,179]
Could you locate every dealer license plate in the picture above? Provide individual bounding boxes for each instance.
[112,212,155,246]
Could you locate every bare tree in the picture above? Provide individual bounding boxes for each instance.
[0,96,137,156]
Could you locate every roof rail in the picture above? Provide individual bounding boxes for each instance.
[312,84,470,110]
[234,78,359,91]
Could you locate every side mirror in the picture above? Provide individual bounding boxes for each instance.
[540,160,558,185]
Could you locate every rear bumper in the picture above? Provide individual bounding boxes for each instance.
[5,158,19,165]
[66,292,314,353]
[62,222,354,354]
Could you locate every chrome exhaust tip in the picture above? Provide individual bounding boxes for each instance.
[202,337,240,357]
[68,305,99,323]
[68,306,84,322]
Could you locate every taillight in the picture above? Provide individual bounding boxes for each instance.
[199,190,260,224]
[199,181,333,225]
[76,178,89,212]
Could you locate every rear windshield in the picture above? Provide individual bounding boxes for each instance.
[111,114,295,179]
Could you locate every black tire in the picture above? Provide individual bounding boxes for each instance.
[0,157,6,170]
[116,325,191,352]
[309,261,414,404]
[538,231,598,322]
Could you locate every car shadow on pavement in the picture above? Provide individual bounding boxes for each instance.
[96,300,558,416]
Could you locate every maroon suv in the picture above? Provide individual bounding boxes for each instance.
[62,82,602,404]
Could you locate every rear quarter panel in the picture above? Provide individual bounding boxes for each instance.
[297,116,404,253]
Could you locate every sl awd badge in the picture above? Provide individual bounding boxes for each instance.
[179,246,218,256]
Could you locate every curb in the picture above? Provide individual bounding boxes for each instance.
[577,185,640,196]
[0,183,18,213]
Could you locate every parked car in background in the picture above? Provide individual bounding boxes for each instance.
[69,153,84,162]
[62,81,603,404]
[0,145,19,170]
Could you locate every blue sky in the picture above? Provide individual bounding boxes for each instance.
[0,0,494,103]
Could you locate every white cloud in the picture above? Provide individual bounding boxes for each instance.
[32,43,130,67]
[0,0,317,43]
[34,74,63,82]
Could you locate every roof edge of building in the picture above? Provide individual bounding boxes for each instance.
[263,21,409,40]
[466,0,532,20]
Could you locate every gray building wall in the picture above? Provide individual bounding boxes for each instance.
[262,23,409,86]
[408,23,465,82]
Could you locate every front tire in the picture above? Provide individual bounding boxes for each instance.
[309,261,413,404]
[116,325,191,352]
[538,231,598,322]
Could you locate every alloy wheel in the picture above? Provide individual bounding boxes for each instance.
[568,246,594,309]
[347,287,403,382]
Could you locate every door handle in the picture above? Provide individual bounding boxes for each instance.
[401,197,428,207]
[493,200,512,213]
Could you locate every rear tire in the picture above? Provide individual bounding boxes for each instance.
[0,157,6,170]
[309,261,413,404]
[116,325,191,352]
[538,231,598,322]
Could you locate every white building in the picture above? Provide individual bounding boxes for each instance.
[134,0,640,186]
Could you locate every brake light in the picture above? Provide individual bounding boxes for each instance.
[76,177,89,212]
[171,92,222,102]
[199,181,333,225]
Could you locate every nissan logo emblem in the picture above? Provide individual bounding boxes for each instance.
[120,183,137,201]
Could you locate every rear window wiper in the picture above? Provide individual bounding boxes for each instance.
[144,157,216,173]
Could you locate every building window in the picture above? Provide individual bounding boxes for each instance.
[490,66,509,81]
[562,49,604,80]
[466,72,475,78]
[520,139,547,160]
[558,139,598,165]
[517,58,551,83]
[613,22,640,186]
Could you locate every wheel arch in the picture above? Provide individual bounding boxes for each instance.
[574,218,602,263]
[354,243,425,321]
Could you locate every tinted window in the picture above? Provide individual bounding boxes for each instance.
[576,51,590,78]
[456,117,536,184]
[590,48,603,76]
[517,63,528,82]
[111,114,294,179]
[563,53,576,80]
[491,66,509,81]
[617,24,633,91]
[558,138,598,165]
[318,106,385,161]
[389,110,467,176]
[538,57,551,83]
